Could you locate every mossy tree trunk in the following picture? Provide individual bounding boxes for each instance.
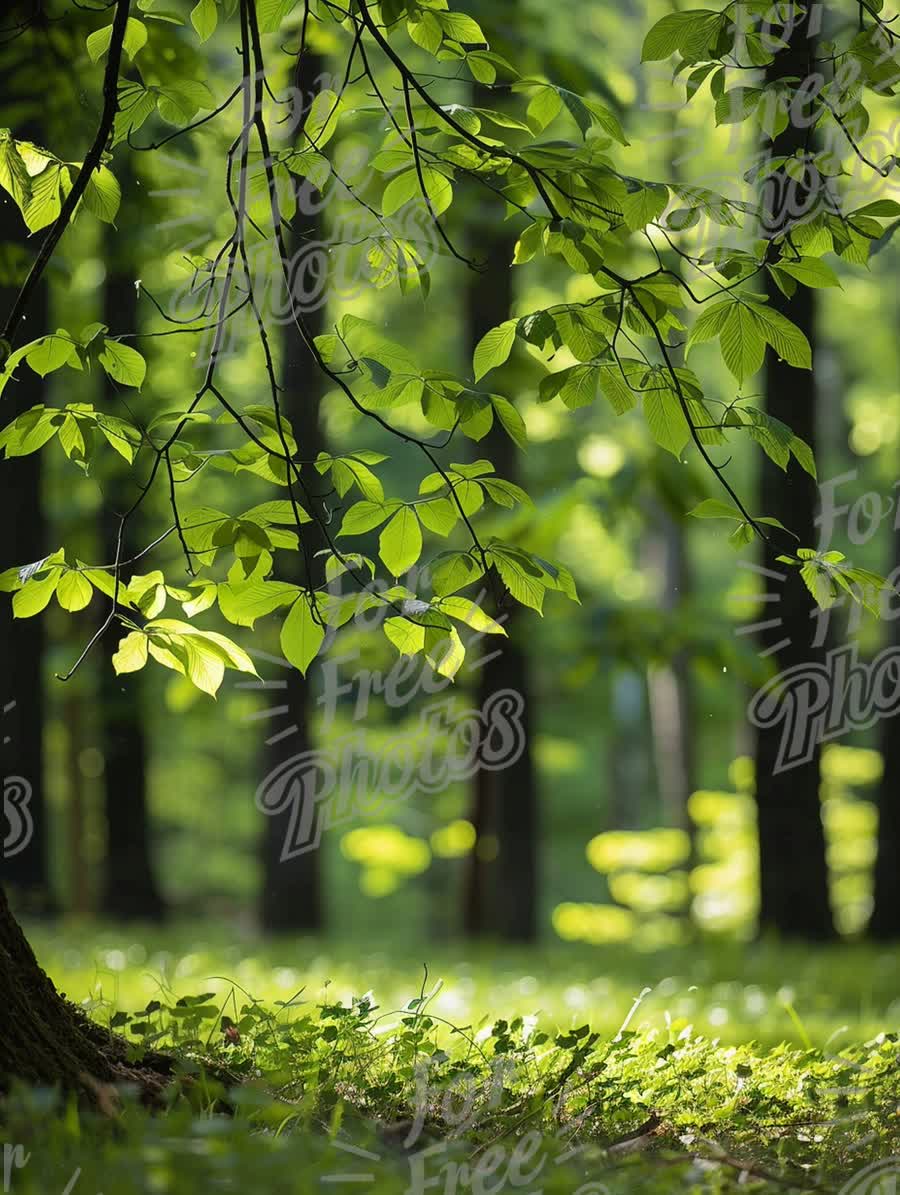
[0,881,173,1095]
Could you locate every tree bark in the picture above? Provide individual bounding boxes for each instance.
[259,50,327,933]
[0,187,52,914]
[98,162,165,923]
[871,522,900,939]
[462,218,539,942]
[753,10,834,940]
[644,503,695,832]
[0,881,170,1096]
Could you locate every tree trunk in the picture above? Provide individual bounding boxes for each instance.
[98,163,165,923]
[871,522,900,939]
[644,504,695,832]
[462,217,539,942]
[752,11,834,940]
[0,881,170,1095]
[0,186,52,914]
[64,692,92,915]
[259,50,327,933]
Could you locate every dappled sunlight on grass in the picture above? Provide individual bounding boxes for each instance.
[29,923,900,1050]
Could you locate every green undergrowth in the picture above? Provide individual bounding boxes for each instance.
[4,927,899,1193]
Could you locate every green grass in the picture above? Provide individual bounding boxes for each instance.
[5,924,899,1194]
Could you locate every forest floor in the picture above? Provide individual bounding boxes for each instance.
[3,925,898,1194]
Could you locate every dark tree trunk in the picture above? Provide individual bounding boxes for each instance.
[482,604,540,942]
[0,881,170,1096]
[259,51,327,934]
[462,221,539,942]
[753,12,834,940]
[98,165,164,922]
[0,181,52,914]
[871,522,900,939]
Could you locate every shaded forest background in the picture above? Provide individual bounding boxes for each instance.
[2,0,899,953]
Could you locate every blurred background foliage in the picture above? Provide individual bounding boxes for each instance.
[1,0,899,969]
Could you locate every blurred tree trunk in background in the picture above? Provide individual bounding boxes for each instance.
[64,691,92,915]
[99,162,165,922]
[462,216,539,943]
[753,11,833,940]
[644,508,695,832]
[259,50,327,934]
[647,147,697,837]
[608,668,653,830]
[871,521,900,939]
[0,150,52,914]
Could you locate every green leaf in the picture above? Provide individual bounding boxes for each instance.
[641,9,721,61]
[720,304,766,384]
[417,498,458,537]
[851,200,900,217]
[13,569,62,617]
[431,551,484,596]
[255,0,296,33]
[526,86,563,132]
[82,166,121,224]
[715,88,761,125]
[280,597,325,676]
[473,320,516,382]
[482,478,530,509]
[182,583,217,618]
[598,365,637,415]
[129,572,167,618]
[775,257,841,289]
[25,333,76,377]
[23,165,63,233]
[144,620,257,694]
[0,406,60,457]
[98,339,146,388]
[425,623,465,679]
[382,169,418,216]
[644,390,690,457]
[436,10,485,43]
[155,81,214,126]
[438,596,506,635]
[621,183,668,231]
[789,434,816,478]
[241,499,311,526]
[491,396,528,449]
[190,0,217,40]
[490,548,546,614]
[407,10,442,54]
[304,90,342,150]
[0,134,32,210]
[686,300,732,354]
[744,299,812,369]
[688,499,744,520]
[379,507,422,577]
[58,415,86,461]
[218,580,298,628]
[112,631,149,674]
[338,500,400,537]
[800,561,838,609]
[56,570,93,612]
[728,521,755,548]
[384,616,425,657]
[87,17,148,62]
